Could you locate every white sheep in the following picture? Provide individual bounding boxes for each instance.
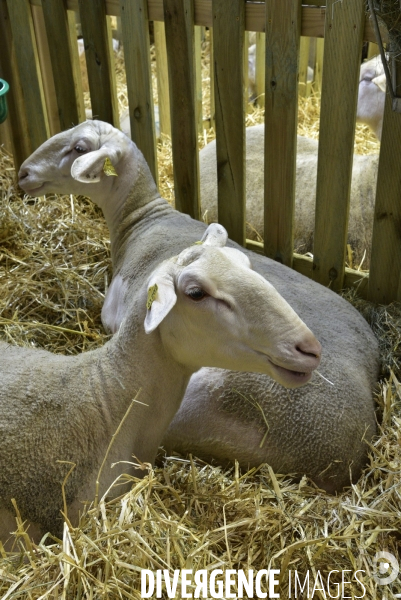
[356,54,386,140]
[0,223,321,547]
[18,120,380,494]
[199,125,378,267]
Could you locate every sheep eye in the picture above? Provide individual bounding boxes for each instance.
[186,287,207,301]
[74,145,87,154]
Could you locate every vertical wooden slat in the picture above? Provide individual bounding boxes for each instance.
[116,16,123,42]
[164,0,200,219]
[106,16,119,116]
[41,0,80,131]
[368,61,401,304]
[244,30,249,109]
[314,37,324,92]
[312,0,365,290]
[367,41,379,59]
[154,21,171,137]
[78,0,119,126]
[209,33,215,128]
[255,32,265,107]
[31,4,60,136]
[67,10,86,123]
[0,0,31,168]
[6,0,49,152]
[264,0,301,266]
[212,0,245,245]
[299,36,310,97]
[119,0,157,182]
[194,25,203,133]
[0,119,13,155]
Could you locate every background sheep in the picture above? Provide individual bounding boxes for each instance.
[199,125,378,267]
[0,223,321,546]
[18,120,380,494]
[356,54,386,140]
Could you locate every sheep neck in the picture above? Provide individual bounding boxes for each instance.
[85,289,193,468]
[99,148,162,241]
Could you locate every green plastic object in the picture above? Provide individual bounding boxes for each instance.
[0,79,10,124]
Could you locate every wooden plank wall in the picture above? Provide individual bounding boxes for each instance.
[212,0,245,246]
[6,0,49,153]
[78,0,119,127]
[41,0,80,132]
[2,0,401,303]
[264,0,301,267]
[163,0,200,219]
[313,0,366,291]
[119,0,157,182]
[368,60,401,304]
[0,0,31,166]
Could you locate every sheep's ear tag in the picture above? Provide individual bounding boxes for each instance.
[146,283,158,310]
[193,241,203,245]
[103,157,118,177]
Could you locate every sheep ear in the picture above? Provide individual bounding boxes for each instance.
[71,148,120,183]
[200,223,228,247]
[144,275,177,334]
[373,73,387,93]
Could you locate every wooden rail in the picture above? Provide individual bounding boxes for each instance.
[27,0,385,44]
[1,0,400,303]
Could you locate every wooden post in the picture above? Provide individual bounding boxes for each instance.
[6,0,49,152]
[264,0,301,267]
[0,0,31,168]
[31,4,60,136]
[154,21,171,137]
[367,41,379,59]
[212,0,245,245]
[119,0,157,182]
[194,25,203,134]
[314,37,324,93]
[164,0,200,219]
[255,32,265,107]
[312,0,365,291]
[299,36,311,97]
[41,1,83,129]
[368,61,401,304]
[244,30,249,109]
[209,32,215,128]
[78,0,119,127]
[66,9,86,123]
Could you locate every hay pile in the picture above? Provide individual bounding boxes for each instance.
[0,34,399,600]
[0,150,109,355]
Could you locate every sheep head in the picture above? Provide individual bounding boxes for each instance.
[18,121,157,218]
[144,224,321,388]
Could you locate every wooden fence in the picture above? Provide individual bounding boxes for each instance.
[0,0,400,305]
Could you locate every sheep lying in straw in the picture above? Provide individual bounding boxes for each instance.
[199,125,378,267]
[18,120,379,493]
[0,223,321,546]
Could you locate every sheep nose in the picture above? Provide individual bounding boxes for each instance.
[296,335,321,362]
[18,168,29,180]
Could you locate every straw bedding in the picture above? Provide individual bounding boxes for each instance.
[0,34,399,600]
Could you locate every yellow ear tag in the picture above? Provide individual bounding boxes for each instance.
[103,157,118,177]
[193,241,203,245]
[146,283,158,310]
